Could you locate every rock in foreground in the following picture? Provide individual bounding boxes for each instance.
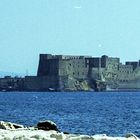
[37,120,59,131]
[0,121,24,130]
[0,121,139,140]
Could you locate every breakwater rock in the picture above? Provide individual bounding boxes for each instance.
[0,120,139,140]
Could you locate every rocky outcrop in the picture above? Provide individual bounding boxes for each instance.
[59,76,92,91]
[0,121,139,140]
[0,121,24,130]
[36,120,59,131]
[0,129,139,140]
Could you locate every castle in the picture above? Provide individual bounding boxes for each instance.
[1,54,140,91]
[24,54,140,91]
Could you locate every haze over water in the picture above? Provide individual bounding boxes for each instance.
[0,91,139,137]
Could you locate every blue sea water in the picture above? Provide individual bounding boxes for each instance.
[0,92,140,137]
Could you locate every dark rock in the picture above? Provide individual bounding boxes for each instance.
[36,120,59,131]
[63,132,70,134]
[12,123,24,129]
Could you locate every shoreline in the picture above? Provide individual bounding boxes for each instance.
[1,90,140,93]
[0,120,139,140]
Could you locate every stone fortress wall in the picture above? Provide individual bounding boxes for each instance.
[33,54,140,91]
[1,53,140,91]
[37,54,88,79]
[36,54,90,91]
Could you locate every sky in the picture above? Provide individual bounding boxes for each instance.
[0,0,140,75]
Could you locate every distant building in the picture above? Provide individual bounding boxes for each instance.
[1,53,140,91]
[0,76,24,91]
[26,53,140,91]
[37,54,89,79]
[126,61,139,70]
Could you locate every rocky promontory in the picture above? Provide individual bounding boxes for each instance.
[0,120,139,140]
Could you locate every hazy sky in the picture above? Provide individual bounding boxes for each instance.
[0,0,140,75]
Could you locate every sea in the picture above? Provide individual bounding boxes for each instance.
[0,91,140,137]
